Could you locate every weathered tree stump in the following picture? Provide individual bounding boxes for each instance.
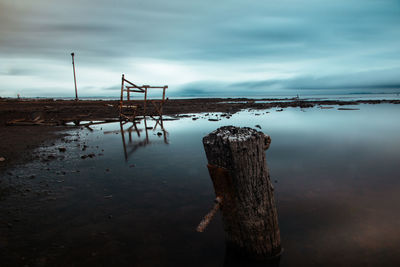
[202,126,281,260]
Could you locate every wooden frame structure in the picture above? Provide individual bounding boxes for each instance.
[119,74,168,121]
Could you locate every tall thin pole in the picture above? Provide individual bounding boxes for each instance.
[71,52,78,101]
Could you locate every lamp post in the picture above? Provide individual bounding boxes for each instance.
[71,52,78,101]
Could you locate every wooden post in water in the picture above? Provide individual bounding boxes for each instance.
[71,52,78,101]
[202,126,281,261]
[119,74,125,117]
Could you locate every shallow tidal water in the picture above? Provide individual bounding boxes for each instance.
[1,104,400,266]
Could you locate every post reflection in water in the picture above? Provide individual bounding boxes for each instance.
[119,115,169,160]
[223,243,282,267]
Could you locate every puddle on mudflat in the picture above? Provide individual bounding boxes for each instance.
[1,104,400,266]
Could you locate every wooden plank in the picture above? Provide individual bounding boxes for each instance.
[123,78,139,87]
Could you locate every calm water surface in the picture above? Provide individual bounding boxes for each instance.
[1,104,400,266]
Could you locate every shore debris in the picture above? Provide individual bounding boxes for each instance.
[338,107,360,110]
[6,117,56,126]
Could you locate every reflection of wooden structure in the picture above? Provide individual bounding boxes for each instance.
[119,74,168,121]
[119,116,168,161]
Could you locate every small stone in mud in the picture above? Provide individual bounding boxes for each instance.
[88,153,95,158]
[192,117,198,120]
[208,118,219,121]
[81,155,88,159]
[58,147,66,152]
[108,215,113,219]
[29,175,36,179]
[105,168,110,172]
[157,132,163,136]
[255,125,262,129]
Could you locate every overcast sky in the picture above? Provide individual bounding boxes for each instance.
[1,0,399,98]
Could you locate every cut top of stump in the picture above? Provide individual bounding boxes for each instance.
[203,126,270,149]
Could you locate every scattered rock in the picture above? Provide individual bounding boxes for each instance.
[276,109,284,112]
[255,125,262,129]
[47,154,56,159]
[208,118,219,121]
[82,153,95,159]
[58,147,66,152]
[157,132,163,136]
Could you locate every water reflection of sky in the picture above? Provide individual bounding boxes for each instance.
[2,104,400,266]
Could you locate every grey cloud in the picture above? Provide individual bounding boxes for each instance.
[1,0,400,97]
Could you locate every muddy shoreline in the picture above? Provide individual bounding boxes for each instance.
[1,97,399,174]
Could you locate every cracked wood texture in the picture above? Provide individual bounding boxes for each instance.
[203,126,281,260]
